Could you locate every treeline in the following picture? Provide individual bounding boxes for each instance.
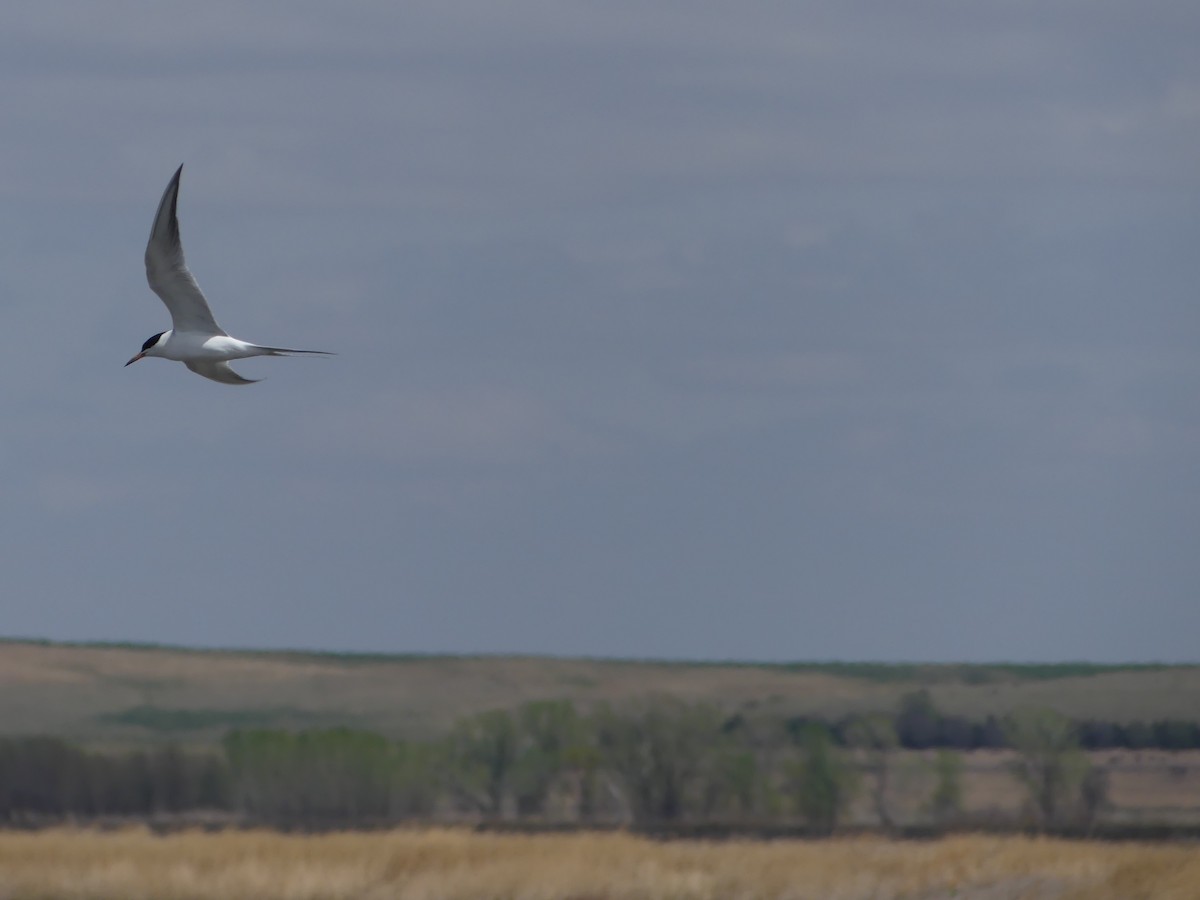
[813,691,1200,751]
[0,694,1194,831]
[0,737,227,817]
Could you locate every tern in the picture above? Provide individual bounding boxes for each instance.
[125,164,331,385]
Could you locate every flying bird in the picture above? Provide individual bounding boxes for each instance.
[125,164,331,384]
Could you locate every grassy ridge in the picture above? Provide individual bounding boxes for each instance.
[776,661,1174,683]
[1,636,1175,676]
[0,828,1197,900]
[97,705,333,733]
[1,638,1196,746]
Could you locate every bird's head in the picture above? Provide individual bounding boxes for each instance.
[125,331,169,366]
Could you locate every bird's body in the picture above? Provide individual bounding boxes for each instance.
[126,164,331,384]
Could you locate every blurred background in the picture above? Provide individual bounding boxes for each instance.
[1,1,1199,849]
[1,3,1198,660]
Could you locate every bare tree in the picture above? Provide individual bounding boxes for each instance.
[787,723,858,835]
[1005,708,1091,829]
[595,698,721,823]
[927,750,963,826]
[845,714,899,830]
[446,710,519,817]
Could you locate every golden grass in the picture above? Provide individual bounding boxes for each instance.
[0,828,1196,900]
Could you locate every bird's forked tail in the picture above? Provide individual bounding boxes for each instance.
[255,345,335,357]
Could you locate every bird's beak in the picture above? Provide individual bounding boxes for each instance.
[125,352,145,367]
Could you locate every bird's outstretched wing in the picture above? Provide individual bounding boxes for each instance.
[145,165,227,337]
[185,360,260,385]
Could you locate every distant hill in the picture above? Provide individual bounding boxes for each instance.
[1,638,1195,746]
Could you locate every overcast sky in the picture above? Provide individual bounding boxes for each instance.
[1,2,1197,663]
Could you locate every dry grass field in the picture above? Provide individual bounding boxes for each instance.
[0,827,1197,900]
[2,640,1198,745]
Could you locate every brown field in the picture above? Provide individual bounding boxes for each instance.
[0,827,1197,900]
[1,642,896,742]
[1,640,1198,746]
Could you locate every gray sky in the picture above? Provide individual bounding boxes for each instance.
[1,1,1197,662]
